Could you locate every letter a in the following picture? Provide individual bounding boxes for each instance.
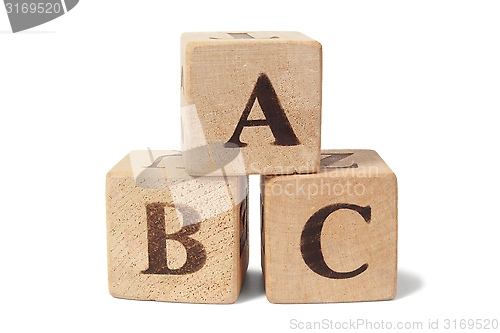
[225,73,300,147]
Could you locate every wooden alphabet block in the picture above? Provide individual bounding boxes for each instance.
[261,150,397,303]
[181,31,322,175]
[106,150,248,303]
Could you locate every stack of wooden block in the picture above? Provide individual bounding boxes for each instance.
[106,32,398,304]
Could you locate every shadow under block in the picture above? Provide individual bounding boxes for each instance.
[261,150,397,303]
[106,151,249,303]
[181,31,322,175]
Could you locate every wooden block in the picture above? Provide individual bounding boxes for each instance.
[106,150,249,303]
[181,31,322,175]
[261,150,397,303]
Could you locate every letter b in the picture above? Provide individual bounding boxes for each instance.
[142,203,206,275]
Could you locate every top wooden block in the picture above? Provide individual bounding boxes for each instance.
[181,31,322,176]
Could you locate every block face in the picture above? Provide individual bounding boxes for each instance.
[106,151,248,303]
[181,31,322,175]
[261,150,397,303]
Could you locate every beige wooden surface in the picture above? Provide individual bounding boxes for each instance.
[106,151,248,303]
[261,150,397,303]
[181,31,322,175]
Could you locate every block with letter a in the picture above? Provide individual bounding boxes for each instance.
[261,150,397,303]
[181,31,322,175]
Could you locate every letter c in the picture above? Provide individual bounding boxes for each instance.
[300,203,371,279]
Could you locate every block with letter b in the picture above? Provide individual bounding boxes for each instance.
[181,31,322,175]
[106,150,248,303]
[261,150,397,303]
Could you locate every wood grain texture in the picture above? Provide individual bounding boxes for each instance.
[261,150,397,303]
[106,151,248,303]
[181,31,322,175]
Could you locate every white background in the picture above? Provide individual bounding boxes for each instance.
[1,1,499,332]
